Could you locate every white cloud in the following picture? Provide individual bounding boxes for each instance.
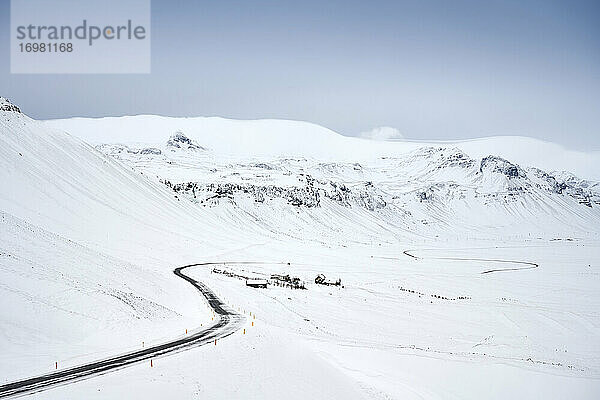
[359,126,404,141]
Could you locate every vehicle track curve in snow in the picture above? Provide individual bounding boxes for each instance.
[402,250,539,274]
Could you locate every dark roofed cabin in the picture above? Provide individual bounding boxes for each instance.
[245,279,268,289]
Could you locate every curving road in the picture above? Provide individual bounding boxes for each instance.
[0,263,244,398]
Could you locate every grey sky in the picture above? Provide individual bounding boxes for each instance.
[1,0,599,150]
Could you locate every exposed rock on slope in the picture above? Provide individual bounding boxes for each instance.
[480,155,525,178]
[166,131,207,151]
[163,175,387,211]
[96,143,162,156]
[0,97,22,113]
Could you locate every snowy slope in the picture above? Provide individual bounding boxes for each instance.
[0,98,233,380]
[0,97,383,398]
[84,131,600,242]
[1,99,253,376]
[43,115,600,240]
[2,97,600,399]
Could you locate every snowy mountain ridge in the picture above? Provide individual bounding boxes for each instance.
[44,115,600,181]
[1,102,594,240]
[3,98,600,399]
[90,131,600,240]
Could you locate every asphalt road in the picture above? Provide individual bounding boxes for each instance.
[0,263,244,398]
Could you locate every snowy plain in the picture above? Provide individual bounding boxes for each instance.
[1,97,599,399]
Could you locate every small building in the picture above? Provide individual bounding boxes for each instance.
[246,279,268,289]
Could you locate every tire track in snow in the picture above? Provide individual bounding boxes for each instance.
[402,250,539,274]
[0,263,244,399]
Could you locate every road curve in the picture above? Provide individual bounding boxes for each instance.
[0,263,244,399]
[403,250,539,274]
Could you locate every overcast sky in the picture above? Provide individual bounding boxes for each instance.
[1,0,599,150]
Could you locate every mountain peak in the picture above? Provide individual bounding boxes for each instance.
[166,131,206,151]
[0,97,22,113]
[480,155,525,179]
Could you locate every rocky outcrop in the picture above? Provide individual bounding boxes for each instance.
[480,156,525,178]
[166,131,206,151]
[416,147,476,170]
[0,97,22,113]
[529,168,566,194]
[551,172,600,207]
[96,144,161,156]
[163,175,387,211]
[139,148,162,155]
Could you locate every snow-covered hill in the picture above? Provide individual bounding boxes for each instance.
[43,114,600,240]
[82,129,600,242]
[3,97,600,399]
[0,98,249,382]
[0,97,418,397]
[44,115,600,180]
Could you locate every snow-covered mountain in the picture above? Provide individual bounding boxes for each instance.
[42,114,600,240]
[3,97,600,399]
[44,115,600,180]
[0,97,252,382]
[57,126,600,242]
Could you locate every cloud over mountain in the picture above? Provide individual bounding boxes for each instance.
[360,126,404,141]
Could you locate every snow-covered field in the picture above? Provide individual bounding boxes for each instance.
[1,97,599,398]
